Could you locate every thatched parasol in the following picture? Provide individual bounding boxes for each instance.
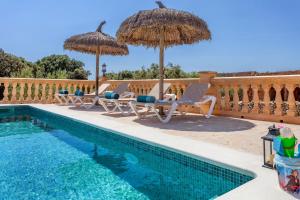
[117,1,211,107]
[64,21,128,95]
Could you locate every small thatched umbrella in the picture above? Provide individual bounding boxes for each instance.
[117,1,211,108]
[64,21,128,95]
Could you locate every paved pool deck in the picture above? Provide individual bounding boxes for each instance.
[13,104,300,199]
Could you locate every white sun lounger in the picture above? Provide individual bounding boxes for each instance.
[54,92,70,105]
[98,83,135,115]
[101,82,174,116]
[68,83,111,108]
[130,83,216,123]
[128,83,175,116]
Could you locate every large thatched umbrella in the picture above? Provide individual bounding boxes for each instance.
[117,1,211,105]
[64,21,128,95]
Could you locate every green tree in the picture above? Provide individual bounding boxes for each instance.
[12,66,34,78]
[165,63,187,78]
[146,64,159,79]
[46,70,68,79]
[0,49,36,77]
[36,54,90,79]
[186,71,199,78]
[69,68,90,80]
[0,50,90,79]
[117,70,134,80]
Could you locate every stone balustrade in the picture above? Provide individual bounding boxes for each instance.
[213,75,300,124]
[0,78,96,104]
[1,73,300,124]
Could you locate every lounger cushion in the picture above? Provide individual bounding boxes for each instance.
[59,90,68,95]
[75,90,84,96]
[137,95,156,103]
[105,92,119,99]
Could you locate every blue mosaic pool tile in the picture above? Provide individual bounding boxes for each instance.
[0,105,254,200]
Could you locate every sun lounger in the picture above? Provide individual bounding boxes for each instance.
[130,83,216,123]
[98,83,135,114]
[128,83,175,116]
[68,83,110,108]
[54,90,70,105]
[100,82,174,116]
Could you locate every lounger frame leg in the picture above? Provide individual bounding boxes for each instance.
[84,96,99,109]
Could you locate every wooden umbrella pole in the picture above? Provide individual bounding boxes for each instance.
[159,28,165,115]
[95,50,100,96]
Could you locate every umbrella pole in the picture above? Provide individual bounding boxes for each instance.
[159,29,165,115]
[95,51,100,96]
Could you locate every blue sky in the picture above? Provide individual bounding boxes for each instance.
[1,0,300,78]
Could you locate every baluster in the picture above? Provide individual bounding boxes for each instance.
[274,84,282,116]
[27,82,32,103]
[3,81,9,103]
[241,85,248,113]
[11,82,17,103]
[80,83,84,93]
[286,84,295,117]
[252,84,259,113]
[128,84,133,93]
[169,85,175,96]
[181,85,187,96]
[173,85,178,98]
[224,85,230,111]
[216,86,223,111]
[87,83,92,94]
[19,82,25,103]
[55,83,60,103]
[62,82,68,92]
[40,83,46,103]
[259,84,267,114]
[233,85,239,112]
[34,83,39,102]
[47,82,54,103]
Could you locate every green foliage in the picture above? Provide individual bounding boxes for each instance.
[1,49,197,80]
[46,70,68,79]
[69,68,90,80]
[35,54,89,79]
[0,49,35,77]
[12,66,34,78]
[106,63,198,80]
[0,49,90,80]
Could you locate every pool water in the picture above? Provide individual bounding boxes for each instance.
[0,106,253,200]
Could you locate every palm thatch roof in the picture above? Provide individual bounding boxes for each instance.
[64,21,128,55]
[116,1,211,48]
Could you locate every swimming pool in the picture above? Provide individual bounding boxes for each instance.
[0,106,253,199]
